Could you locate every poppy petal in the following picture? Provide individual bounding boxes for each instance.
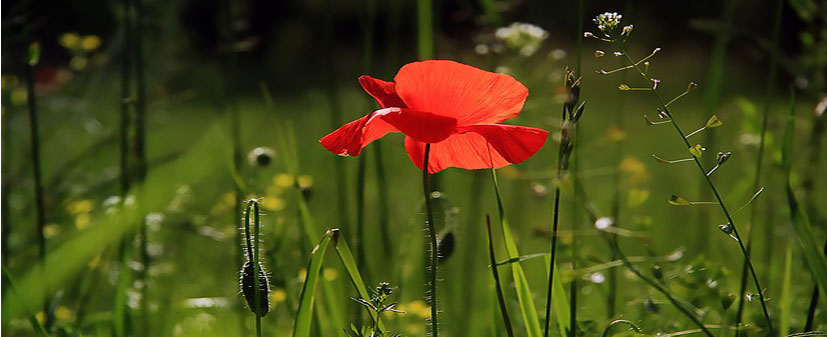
[394,60,529,126]
[376,107,457,143]
[404,124,547,173]
[319,112,399,157]
[457,124,548,164]
[359,76,407,108]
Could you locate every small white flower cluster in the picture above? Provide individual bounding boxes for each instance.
[593,12,622,33]
[494,22,549,56]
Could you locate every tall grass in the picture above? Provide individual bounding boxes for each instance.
[568,1,584,335]
[22,37,50,329]
[696,0,737,255]
[782,87,827,332]
[486,214,515,337]
[544,68,583,337]
[736,0,783,330]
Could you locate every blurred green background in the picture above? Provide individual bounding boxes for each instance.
[2,0,826,336]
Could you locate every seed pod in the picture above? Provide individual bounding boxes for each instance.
[437,231,455,263]
[651,265,663,280]
[240,260,270,317]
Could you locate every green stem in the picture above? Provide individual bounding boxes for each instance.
[573,180,714,337]
[120,0,133,198]
[422,144,439,337]
[614,41,774,335]
[24,35,49,329]
[569,2,584,334]
[487,215,516,337]
[417,0,433,60]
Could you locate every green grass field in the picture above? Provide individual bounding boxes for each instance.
[2,1,827,337]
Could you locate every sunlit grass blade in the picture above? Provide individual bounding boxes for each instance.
[1,266,50,337]
[332,229,386,332]
[487,214,515,337]
[544,254,571,337]
[271,121,345,333]
[491,169,562,337]
[291,228,385,337]
[782,88,827,306]
[292,229,335,337]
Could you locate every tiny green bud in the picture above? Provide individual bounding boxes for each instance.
[669,195,691,206]
[687,82,699,92]
[705,115,723,128]
[689,144,706,158]
[716,151,732,165]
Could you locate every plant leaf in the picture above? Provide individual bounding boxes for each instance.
[688,144,705,158]
[705,115,723,128]
[292,230,335,337]
[668,195,691,206]
[332,230,385,332]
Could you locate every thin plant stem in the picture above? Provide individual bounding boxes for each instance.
[221,0,245,333]
[569,1,584,335]
[613,41,774,335]
[543,152,563,337]
[120,0,133,198]
[487,214,516,337]
[24,36,50,329]
[422,144,439,337]
[112,0,134,332]
[133,0,150,332]
[573,180,714,337]
[608,56,626,320]
[736,0,783,332]
[417,0,433,60]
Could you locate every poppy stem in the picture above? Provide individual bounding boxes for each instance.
[422,144,439,337]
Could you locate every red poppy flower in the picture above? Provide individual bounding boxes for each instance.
[319,60,548,173]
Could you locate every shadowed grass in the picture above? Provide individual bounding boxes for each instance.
[782,88,827,311]
[487,214,515,337]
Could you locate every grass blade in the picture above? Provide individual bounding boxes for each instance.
[779,243,793,336]
[487,214,515,337]
[783,88,827,306]
[544,254,571,337]
[292,230,335,337]
[332,229,386,332]
[491,169,567,337]
[1,266,50,337]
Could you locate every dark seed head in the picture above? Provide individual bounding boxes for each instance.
[644,298,659,313]
[437,231,455,263]
[240,260,270,317]
[247,147,276,167]
[651,265,663,280]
